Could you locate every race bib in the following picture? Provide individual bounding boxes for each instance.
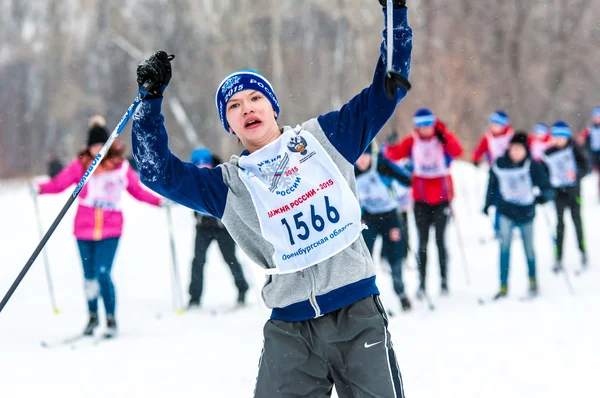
[80,163,128,210]
[238,127,362,275]
[487,133,513,162]
[543,148,577,188]
[493,160,535,206]
[356,168,398,215]
[412,134,448,178]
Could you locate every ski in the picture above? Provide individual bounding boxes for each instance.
[40,334,87,349]
[416,291,435,311]
[518,295,537,302]
[211,303,251,316]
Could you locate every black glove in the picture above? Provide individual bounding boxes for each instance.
[137,51,175,99]
[435,128,446,145]
[482,206,490,216]
[384,71,412,100]
[535,196,547,205]
[378,0,407,8]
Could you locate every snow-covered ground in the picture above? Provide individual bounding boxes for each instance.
[0,161,598,397]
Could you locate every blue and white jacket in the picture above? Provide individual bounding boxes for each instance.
[132,8,412,322]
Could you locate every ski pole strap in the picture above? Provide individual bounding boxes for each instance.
[386,0,393,71]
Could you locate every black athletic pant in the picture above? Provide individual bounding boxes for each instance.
[413,201,450,288]
[254,295,406,398]
[399,211,409,261]
[555,190,586,260]
[189,226,249,302]
[362,211,405,296]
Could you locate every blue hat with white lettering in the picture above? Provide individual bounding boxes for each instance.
[413,108,436,128]
[551,121,571,138]
[190,148,213,166]
[489,110,510,126]
[215,70,280,134]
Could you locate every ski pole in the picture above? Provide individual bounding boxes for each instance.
[383,0,411,99]
[165,205,185,314]
[450,203,472,285]
[30,184,60,314]
[541,205,575,295]
[0,81,154,314]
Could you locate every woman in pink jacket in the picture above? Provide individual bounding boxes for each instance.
[36,117,164,338]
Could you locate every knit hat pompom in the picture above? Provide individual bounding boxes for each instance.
[88,115,106,128]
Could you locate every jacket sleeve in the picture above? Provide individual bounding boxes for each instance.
[576,128,590,147]
[38,158,82,194]
[472,135,489,163]
[376,153,412,186]
[484,168,498,211]
[439,126,463,158]
[573,143,591,179]
[531,161,554,203]
[131,98,228,218]
[384,135,413,162]
[316,7,412,164]
[125,164,163,207]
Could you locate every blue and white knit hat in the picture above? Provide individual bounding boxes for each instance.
[214,70,280,134]
[591,107,600,118]
[190,148,213,166]
[551,121,571,138]
[413,108,436,127]
[532,123,549,136]
[489,110,510,126]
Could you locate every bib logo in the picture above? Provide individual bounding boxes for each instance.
[221,75,241,95]
[269,153,290,192]
[287,135,308,156]
[253,153,302,196]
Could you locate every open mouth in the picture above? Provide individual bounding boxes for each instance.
[245,118,262,128]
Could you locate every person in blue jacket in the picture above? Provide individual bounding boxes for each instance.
[484,132,553,300]
[132,1,412,396]
[355,142,412,311]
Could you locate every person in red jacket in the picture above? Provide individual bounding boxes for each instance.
[384,108,463,296]
[528,123,552,162]
[472,111,514,165]
[576,107,600,197]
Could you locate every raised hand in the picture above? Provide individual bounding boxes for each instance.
[136,51,175,99]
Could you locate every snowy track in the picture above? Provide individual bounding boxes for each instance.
[1,162,598,397]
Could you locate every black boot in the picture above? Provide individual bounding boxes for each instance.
[237,290,247,306]
[416,281,426,300]
[400,295,412,312]
[188,298,200,309]
[104,315,117,339]
[83,312,99,336]
[440,279,449,296]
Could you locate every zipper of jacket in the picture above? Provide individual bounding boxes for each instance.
[306,268,321,317]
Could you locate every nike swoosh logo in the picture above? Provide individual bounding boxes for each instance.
[364,341,382,348]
